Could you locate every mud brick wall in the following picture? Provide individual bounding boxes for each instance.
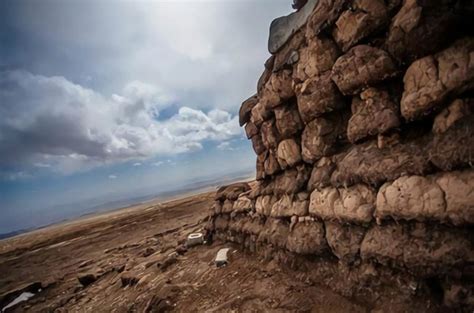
[207,0,474,308]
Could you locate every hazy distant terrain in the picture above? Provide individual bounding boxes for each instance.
[0,169,253,239]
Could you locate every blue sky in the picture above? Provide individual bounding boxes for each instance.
[0,0,290,233]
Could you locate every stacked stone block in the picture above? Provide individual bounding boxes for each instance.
[208,0,474,308]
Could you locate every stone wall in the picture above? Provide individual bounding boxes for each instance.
[207,0,474,309]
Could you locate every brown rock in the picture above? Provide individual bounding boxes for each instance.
[244,121,259,139]
[270,69,295,101]
[239,95,258,126]
[120,271,139,287]
[255,195,277,217]
[251,134,266,155]
[214,215,229,231]
[384,0,471,63]
[221,199,234,214]
[375,170,474,225]
[401,38,474,121]
[270,193,309,218]
[233,195,254,213]
[301,112,347,163]
[325,221,366,263]
[215,182,250,201]
[273,30,306,72]
[293,36,340,82]
[305,0,347,38]
[347,87,400,143]
[360,223,472,274]
[331,45,397,95]
[256,152,266,180]
[260,119,280,150]
[331,140,430,187]
[429,114,474,171]
[277,139,302,169]
[257,218,289,249]
[296,72,346,124]
[273,164,311,195]
[264,150,281,176]
[307,157,336,191]
[78,273,97,287]
[309,184,376,224]
[274,104,303,138]
[333,0,388,52]
[432,98,473,134]
[250,101,271,127]
[287,221,327,254]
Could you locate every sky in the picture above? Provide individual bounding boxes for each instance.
[0,0,291,233]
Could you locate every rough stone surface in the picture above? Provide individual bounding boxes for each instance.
[301,111,348,163]
[332,0,388,52]
[376,170,474,225]
[361,223,473,274]
[274,104,303,139]
[330,140,430,187]
[296,72,346,124]
[287,221,326,254]
[331,45,397,95]
[429,115,474,171]
[347,87,400,143]
[432,98,473,134]
[239,95,258,126]
[384,0,473,63]
[400,38,474,121]
[276,139,302,169]
[309,184,376,224]
[293,36,340,83]
[325,221,366,263]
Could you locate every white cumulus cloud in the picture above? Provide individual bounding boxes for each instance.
[0,70,243,174]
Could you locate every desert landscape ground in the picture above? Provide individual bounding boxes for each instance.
[0,188,374,313]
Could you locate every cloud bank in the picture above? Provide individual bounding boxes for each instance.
[0,70,242,174]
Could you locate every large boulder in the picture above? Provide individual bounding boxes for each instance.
[257,218,290,249]
[287,221,327,254]
[273,165,311,195]
[244,121,259,139]
[270,192,309,217]
[255,195,277,217]
[239,95,258,126]
[309,184,376,224]
[293,36,340,83]
[261,119,280,150]
[251,134,266,155]
[277,139,302,169]
[347,87,400,143]
[216,182,251,201]
[360,223,473,275]
[296,72,346,124]
[331,45,397,95]
[332,0,388,52]
[274,104,303,139]
[376,170,474,225]
[325,221,367,263]
[307,157,336,191]
[301,111,348,163]
[264,150,281,176]
[429,114,474,171]
[384,0,473,63]
[401,38,474,121]
[305,0,347,38]
[432,98,473,134]
[330,140,430,187]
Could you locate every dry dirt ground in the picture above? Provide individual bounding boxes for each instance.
[0,191,367,312]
